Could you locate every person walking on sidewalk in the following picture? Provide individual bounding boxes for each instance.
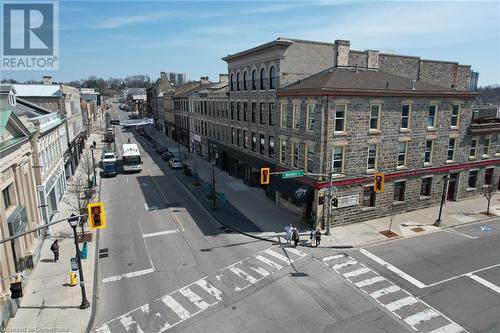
[292,226,300,247]
[315,229,322,247]
[310,228,316,247]
[50,240,59,262]
[284,224,292,245]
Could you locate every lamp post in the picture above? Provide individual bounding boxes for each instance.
[89,145,96,187]
[68,215,90,309]
[211,156,217,211]
[434,174,450,227]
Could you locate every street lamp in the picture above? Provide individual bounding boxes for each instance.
[434,174,450,227]
[68,214,90,309]
[211,157,217,211]
[89,145,96,187]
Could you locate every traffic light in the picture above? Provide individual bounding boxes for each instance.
[87,202,106,230]
[260,168,270,185]
[10,280,22,299]
[332,197,338,208]
[374,173,384,193]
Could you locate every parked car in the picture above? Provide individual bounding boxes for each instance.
[169,158,184,169]
[101,151,116,164]
[156,146,167,155]
[162,151,174,161]
[102,162,117,177]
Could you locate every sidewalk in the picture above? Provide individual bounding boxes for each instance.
[149,127,500,248]
[6,132,103,333]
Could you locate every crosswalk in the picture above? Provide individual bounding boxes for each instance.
[322,253,468,333]
[96,246,307,332]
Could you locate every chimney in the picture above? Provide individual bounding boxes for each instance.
[43,76,52,85]
[334,40,350,67]
[219,74,228,83]
[200,76,210,85]
[367,50,379,69]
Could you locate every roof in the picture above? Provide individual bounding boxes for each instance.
[0,84,17,94]
[222,38,294,62]
[0,110,12,136]
[14,98,52,118]
[278,67,477,97]
[12,84,61,97]
[173,82,211,98]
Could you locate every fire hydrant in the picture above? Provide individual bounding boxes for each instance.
[69,272,77,287]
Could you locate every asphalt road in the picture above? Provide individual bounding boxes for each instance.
[92,104,487,333]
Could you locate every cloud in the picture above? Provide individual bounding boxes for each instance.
[95,10,175,29]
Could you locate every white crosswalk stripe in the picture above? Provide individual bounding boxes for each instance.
[255,255,283,270]
[263,249,292,263]
[354,276,386,288]
[161,295,191,320]
[333,260,358,270]
[343,267,371,278]
[427,323,467,333]
[178,287,210,310]
[247,265,270,277]
[403,308,441,326]
[384,296,419,312]
[229,266,258,284]
[370,285,401,299]
[120,313,144,333]
[322,254,346,262]
[195,279,222,302]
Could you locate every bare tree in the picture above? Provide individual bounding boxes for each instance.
[64,175,91,234]
[482,184,496,215]
[81,151,95,187]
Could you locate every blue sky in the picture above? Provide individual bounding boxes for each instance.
[3,0,500,86]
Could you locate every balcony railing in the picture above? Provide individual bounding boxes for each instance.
[468,117,500,134]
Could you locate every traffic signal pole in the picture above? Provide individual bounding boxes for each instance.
[326,150,334,236]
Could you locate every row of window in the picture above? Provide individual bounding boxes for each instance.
[278,104,318,131]
[174,99,189,112]
[193,100,228,118]
[229,102,276,125]
[230,66,276,92]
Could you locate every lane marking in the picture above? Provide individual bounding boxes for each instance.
[322,254,346,262]
[426,263,500,288]
[120,313,143,333]
[467,274,500,294]
[161,295,190,320]
[102,268,154,283]
[354,276,386,288]
[144,203,149,211]
[263,249,291,263]
[333,260,358,270]
[255,255,283,270]
[285,247,307,257]
[229,266,258,285]
[143,229,179,238]
[195,279,222,302]
[384,296,419,312]
[427,323,466,333]
[95,324,111,333]
[343,267,371,278]
[444,229,478,239]
[178,287,210,310]
[370,285,401,298]
[169,208,186,232]
[360,249,427,289]
[403,308,440,326]
[136,216,156,270]
[247,265,270,278]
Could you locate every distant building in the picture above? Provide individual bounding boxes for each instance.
[167,72,187,86]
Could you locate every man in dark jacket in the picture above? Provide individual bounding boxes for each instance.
[50,240,59,262]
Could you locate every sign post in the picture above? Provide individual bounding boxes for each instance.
[281,170,304,179]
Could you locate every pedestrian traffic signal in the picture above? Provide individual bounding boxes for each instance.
[87,202,106,230]
[260,168,270,185]
[10,280,22,299]
[374,173,384,193]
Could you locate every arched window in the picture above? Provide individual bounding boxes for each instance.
[236,73,240,91]
[260,68,265,90]
[230,74,234,91]
[269,66,276,90]
[251,70,256,90]
[243,72,247,91]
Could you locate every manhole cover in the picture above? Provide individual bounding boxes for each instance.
[380,230,398,238]
[411,227,425,233]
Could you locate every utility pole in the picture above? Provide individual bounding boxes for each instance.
[326,150,334,236]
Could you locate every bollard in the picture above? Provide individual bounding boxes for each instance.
[81,241,88,260]
[69,272,77,286]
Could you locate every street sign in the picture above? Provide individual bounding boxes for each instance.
[70,257,78,271]
[281,170,304,179]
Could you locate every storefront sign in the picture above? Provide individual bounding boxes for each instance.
[334,194,359,209]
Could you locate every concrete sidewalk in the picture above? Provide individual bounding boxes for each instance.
[6,132,104,333]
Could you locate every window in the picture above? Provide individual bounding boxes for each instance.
[243,72,247,91]
[470,138,478,158]
[483,137,491,156]
[236,73,240,91]
[293,104,300,129]
[447,138,456,161]
[333,146,344,173]
[237,129,241,147]
[335,105,346,132]
[268,103,275,126]
[251,132,256,152]
[306,144,314,173]
[243,130,248,149]
[427,105,437,128]
[230,102,234,120]
[421,177,432,196]
[468,170,478,188]
[230,74,234,91]
[484,168,494,185]
[369,104,380,130]
[401,105,410,129]
[231,127,235,144]
[306,104,316,131]
[280,103,286,127]
[424,140,433,163]
[251,70,256,90]
[259,103,265,124]
[363,186,375,207]
[251,102,256,123]
[397,142,407,167]
[393,181,406,202]
[292,142,299,168]
[280,139,287,164]
[367,144,377,170]
[496,134,500,154]
[260,68,265,90]
[268,136,275,158]
[260,134,265,154]
[237,102,241,121]
[269,66,276,90]
[451,105,460,127]
[243,102,248,122]
[2,185,12,208]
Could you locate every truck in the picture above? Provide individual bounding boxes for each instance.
[122,144,142,173]
[104,128,115,143]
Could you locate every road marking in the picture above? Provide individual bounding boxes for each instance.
[384,296,419,312]
[143,229,179,238]
[427,323,466,333]
[247,266,270,277]
[444,229,478,239]
[322,254,346,262]
[169,208,186,232]
[195,279,222,301]
[403,308,440,326]
[126,177,129,183]
[354,276,386,288]
[120,313,144,333]
[370,285,401,298]
[343,267,371,278]
[161,295,190,320]
[144,203,149,211]
[95,324,111,333]
[263,249,291,263]
[255,255,283,270]
[333,260,358,270]
[360,249,427,289]
[286,247,307,257]
[178,287,210,310]
[426,262,500,288]
[229,266,258,284]
[467,274,500,294]
[102,268,154,283]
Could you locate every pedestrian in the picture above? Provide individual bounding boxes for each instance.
[50,240,59,262]
[315,229,322,247]
[92,140,96,149]
[310,228,315,247]
[284,224,292,245]
[292,226,299,247]
[128,138,131,143]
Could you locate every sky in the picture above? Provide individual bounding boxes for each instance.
[2,0,500,86]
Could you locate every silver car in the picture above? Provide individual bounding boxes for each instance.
[169,158,183,169]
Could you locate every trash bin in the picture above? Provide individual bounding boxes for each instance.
[81,241,88,260]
